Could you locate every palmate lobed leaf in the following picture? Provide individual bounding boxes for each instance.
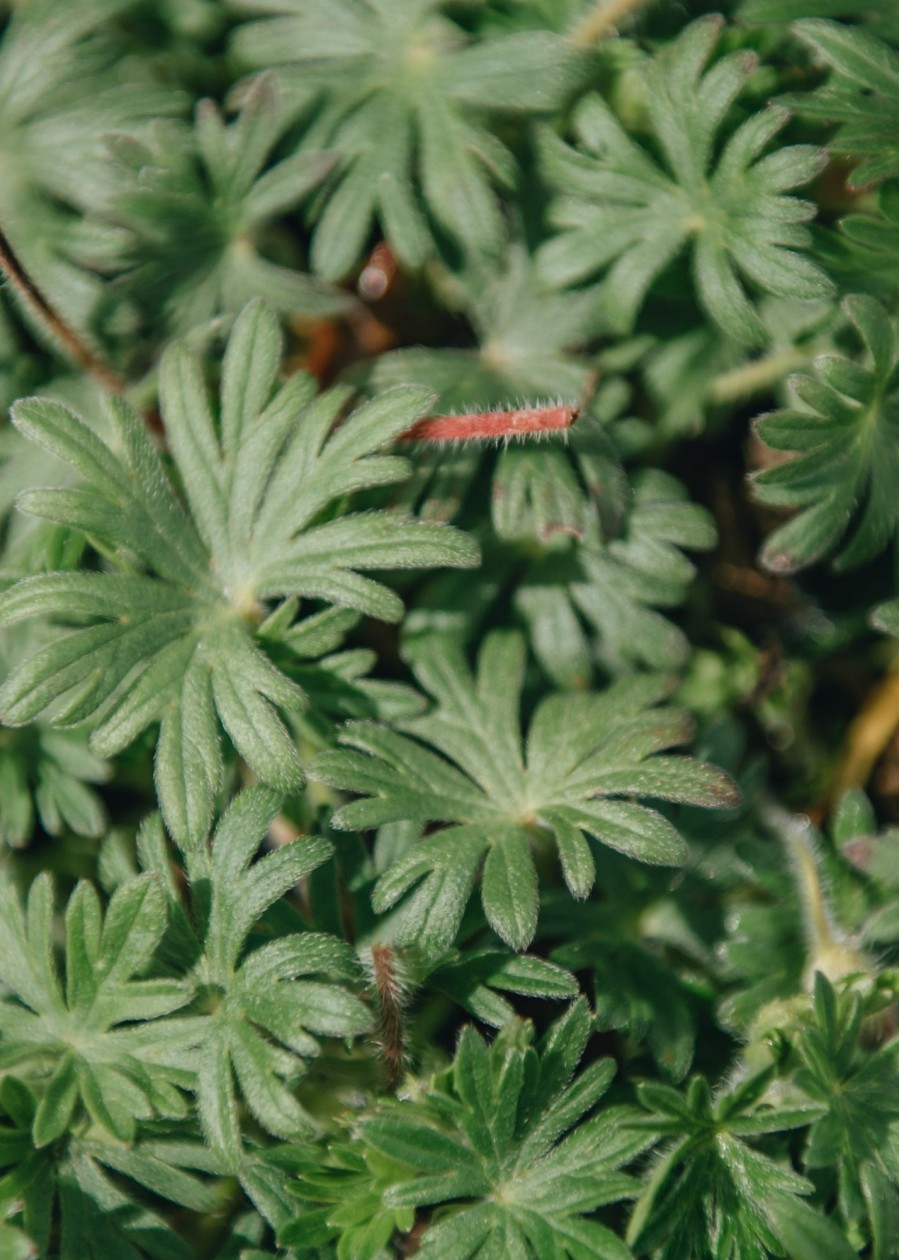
[555,931,697,1082]
[0,301,478,848]
[395,423,716,684]
[626,1067,847,1260]
[0,0,189,341]
[313,631,739,952]
[786,973,899,1246]
[360,246,615,566]
[0,868,199,1149]
[0,0,184,213]
[0,624,110,848]
[366,1005,644,1259]
[537,15,832,346]
[280,1001,645,1259]
[365,247,602,411]
[752,293,899,573]
[83,74,348,342]
[151,788,373,1166]
[0,1073,222,1260]
[271,1140,416,1258]
[0,6,891,1258]
[787,20,899,187]
[557,468,718,675]
[4,788,375,1178]
[428,947,579,1028]
[229,0,591,276]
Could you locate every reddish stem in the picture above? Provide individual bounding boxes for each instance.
[398,403,579,444]
[371,944,405,1091]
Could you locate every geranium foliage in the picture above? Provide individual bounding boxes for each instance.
[2,3,899,1258]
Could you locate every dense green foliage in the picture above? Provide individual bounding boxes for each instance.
[4,1,899,1256]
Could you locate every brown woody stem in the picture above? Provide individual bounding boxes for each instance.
[0,222,125,394]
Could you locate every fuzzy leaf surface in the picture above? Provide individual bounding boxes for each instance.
[626,1069,842,1259]
[538,16,832,345]
[170,789,373,1165]
[281,1002,645,1259]
[788,20,899,186]
[230,0,590,276]
[314,632,738,952]
[0,870,198,1147]
[0,1076,220,1260]
[85,76,347,341]
[753,294,899,573]
[0,302,478,845]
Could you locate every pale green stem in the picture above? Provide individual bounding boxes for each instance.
[570,0,649,45]
[763,803,871,987]
[708,348,807,405]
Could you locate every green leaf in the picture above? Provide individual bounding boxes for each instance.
[862,1162,899,1260]
[32,1054,78,1149]
[183,788,371,1163]
[231,0,590,275]
[430,949,579,1028]
[281,1004,639,1259]
[0,870,197,1145]
[788,20,899,187]
[0,0,186,346]
[404,443,716,682]
[0,1114,217,1260]
[627,1067,825,1256]
[538,17,832,345]
[753,294,899,572]
[0,305,478,847]
[481,829,539,950]
[84,76,346,341]
[0,626,109,849]
[766,1194,858,1260]
[554,918,698,1081]
[788,974,899,1244]
[365,248,601,413]
[314,633,737,952]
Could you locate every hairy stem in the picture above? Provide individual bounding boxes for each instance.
[763,803,871,987]
[0,222,125,393]
[786,815,836,965]
[399,403,579,444]
[371,944,406,1092]
[571,0,648,45]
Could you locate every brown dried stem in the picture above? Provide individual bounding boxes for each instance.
[0,222,125,394]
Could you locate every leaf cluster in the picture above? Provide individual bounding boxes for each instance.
[2,2,899,1258]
